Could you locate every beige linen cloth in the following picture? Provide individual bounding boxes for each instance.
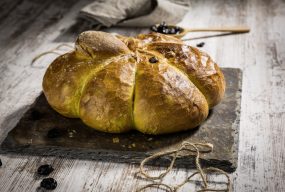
[80,0,190,27]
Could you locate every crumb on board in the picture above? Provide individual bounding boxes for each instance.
[112,137,120,143]
[127,143,136,148]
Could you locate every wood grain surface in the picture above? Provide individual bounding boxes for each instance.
[0,0,284,191]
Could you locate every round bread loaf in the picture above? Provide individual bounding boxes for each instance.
[43,31,225,134]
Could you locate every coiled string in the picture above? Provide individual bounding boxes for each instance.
[136,142,231,192]
[31,44,74,66]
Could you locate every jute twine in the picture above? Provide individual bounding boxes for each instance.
[136,142,231,192]
[31,44,74,66]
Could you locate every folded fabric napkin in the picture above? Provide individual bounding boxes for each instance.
[80,0,190,27]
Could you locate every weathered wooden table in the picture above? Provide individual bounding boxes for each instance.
[0,0,284,191]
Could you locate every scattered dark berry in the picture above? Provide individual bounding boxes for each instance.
[40,178,57,190]
[149,57,158,63]
[156,24,164,33]
[31,110,43,120]
[37,164,54,176]
[47,128,62,138]
[196,42,205,48]
[0,159,2,167]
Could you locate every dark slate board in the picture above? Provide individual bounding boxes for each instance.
[0,68,242,172]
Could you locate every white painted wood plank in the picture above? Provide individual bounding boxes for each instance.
[0,0,284,191]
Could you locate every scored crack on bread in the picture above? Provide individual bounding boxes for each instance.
[43,31,225,134]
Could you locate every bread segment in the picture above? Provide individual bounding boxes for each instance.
[43,31,132,118]
[147,42,225,108]
[79,55,136,133]
[43,52,94,117]
[133,54,208,134]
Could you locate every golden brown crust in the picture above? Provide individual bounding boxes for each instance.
[43,31,225,134]
[42,51,91,117]
[147,42,225,108]
[79,55,136,133]
[43,31,132,118]
[76,31,131,59]
[134,53,208,134]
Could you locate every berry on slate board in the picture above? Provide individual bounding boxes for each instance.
[0,159,2,167]
[40,178,57,190]
[37,164,54,176]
